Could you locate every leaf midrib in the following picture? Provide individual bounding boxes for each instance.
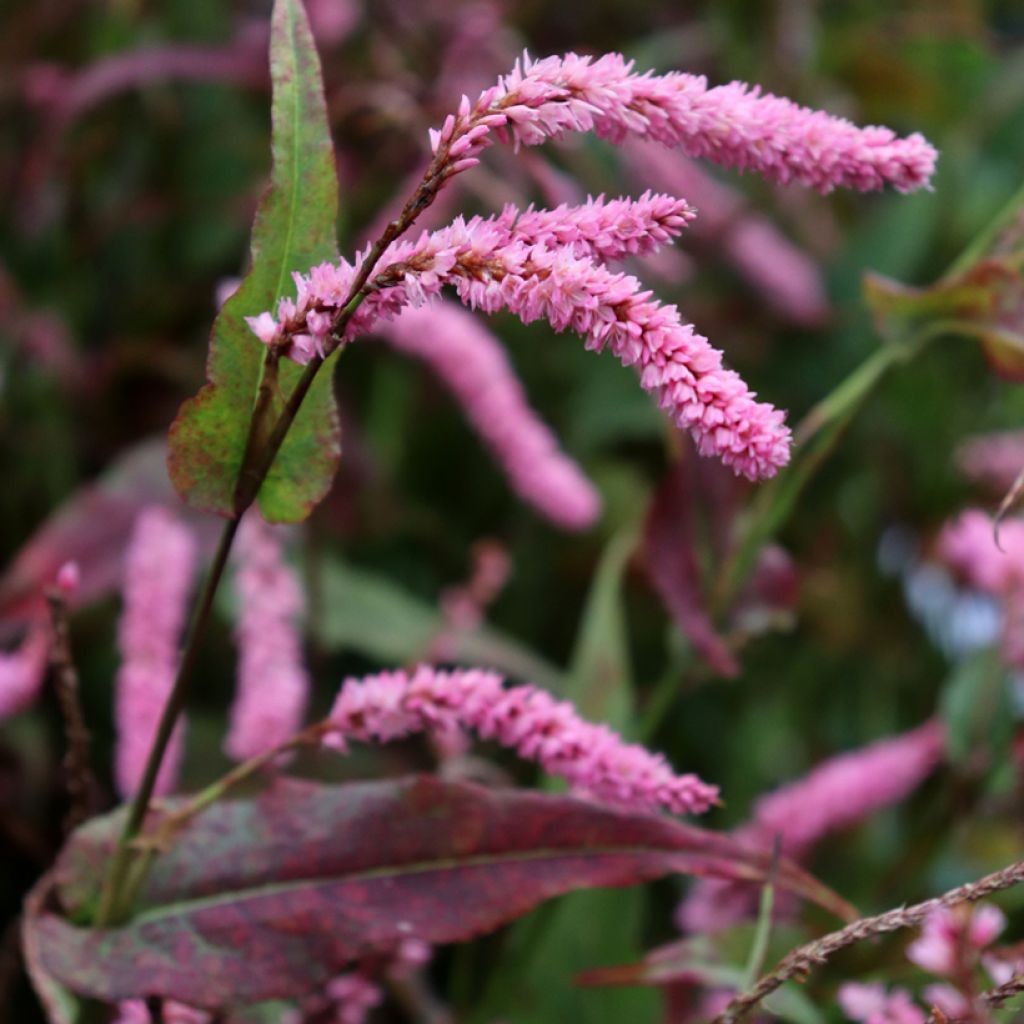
[125,843,694,927]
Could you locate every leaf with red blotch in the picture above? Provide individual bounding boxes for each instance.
[27,776,852,1009]
[642,453,741,677]
[167,0,341,523]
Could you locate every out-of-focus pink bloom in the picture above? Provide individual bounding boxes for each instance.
[838,982,926,1024]
[938,509,1024,666]
[389,937,432,979]
[325,973,383,1024]
[938,510,1024,594]
[326,664,718,815]
[252,211,792,480]
[433,539,513,663]
[114,507,197,798]
[55,560,80,596]
[680,720,944,932]
[906,903,1006,976]
[306,0,359,46]
[225,515,310,761]
[921,984,969,1019]
[427,52,937,195]
[378,302,600,528]
[623,142,829,326]
[0,625,50,721]
[955,430,1024,493]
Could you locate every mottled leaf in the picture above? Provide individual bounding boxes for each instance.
[167,0,341,523]
[30,776,850,1007]
[565,528,636,729]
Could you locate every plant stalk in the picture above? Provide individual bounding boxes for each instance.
[95,514,241,927]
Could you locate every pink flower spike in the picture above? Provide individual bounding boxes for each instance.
[325,664,719,816]
[427,51,936,195]
[680,719,944,932]
[114,506,197,798]
[378,302,601,529]
[225,515,310,761]
[838,982,926,1024]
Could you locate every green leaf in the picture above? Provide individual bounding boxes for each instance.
[313,559,565,692]
[167,0,341,523]
[940,647,1014,771]
[565,528,636,730]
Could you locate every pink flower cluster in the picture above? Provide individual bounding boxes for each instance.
[225,515,310,761]
[680,720,944,932]
[838,983,925,1024]
[114,506,196,798]
[499,190,694,261]
[325,664,718,815]
[251,207,791,480]
[938,509,1024,666]
[907,903,1005,976]
[429,52,937,194]
[379,302,600,527]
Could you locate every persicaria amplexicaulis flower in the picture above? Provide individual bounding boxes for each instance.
[245,52,937,483]
[325,664,718,816]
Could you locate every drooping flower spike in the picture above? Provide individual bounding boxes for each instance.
[427,52,937,195]
[325,664,719,816]
[680,719,944,932]
[252,212,791,480]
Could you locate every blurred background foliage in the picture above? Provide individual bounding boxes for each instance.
[2,1,1024,1021]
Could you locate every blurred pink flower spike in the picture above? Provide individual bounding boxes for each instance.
[114,506,197,798]
[906,903,1006,976]
[838,982,926,1024]
[325,664,719,816]
[225,515,310,761]
[955,429,1024,493]
[680,719,944,932]
[378,302,600,529]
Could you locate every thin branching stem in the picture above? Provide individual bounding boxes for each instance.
[712,860,1024,1023]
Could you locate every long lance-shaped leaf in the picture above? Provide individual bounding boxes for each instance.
[167,0,341,523]
[30,777,852,1008]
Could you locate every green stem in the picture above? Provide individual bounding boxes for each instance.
[95,515,241,927]
[943,179,1024,281]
